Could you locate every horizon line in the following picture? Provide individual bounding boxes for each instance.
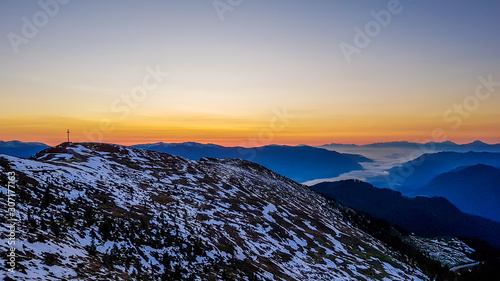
[2,139,500,148]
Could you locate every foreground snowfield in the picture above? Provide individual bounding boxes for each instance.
[0,142,427,280]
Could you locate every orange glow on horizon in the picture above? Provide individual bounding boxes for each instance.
[3,125,500,148]
[2,111,500,147]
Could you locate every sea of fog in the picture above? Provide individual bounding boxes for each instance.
[303,146,435,186]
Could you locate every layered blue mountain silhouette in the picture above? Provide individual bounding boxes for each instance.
[416,164,500,223]
[311,179,500,248]
[0,140,50,158]
[132,142,370,182]
[367,151,500,223]
[370,151,500,190]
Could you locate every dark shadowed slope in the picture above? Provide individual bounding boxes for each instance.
[310,180,500,249]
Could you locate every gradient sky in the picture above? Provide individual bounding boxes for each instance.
[1,0,500,146]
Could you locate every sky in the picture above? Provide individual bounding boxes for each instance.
[1,0,500,146]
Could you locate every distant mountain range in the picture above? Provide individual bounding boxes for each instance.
[320,140,500,152]
[310,180,500,249]
[132,142,371,182]
[0,141,370,182]
[5,139,500,160]
[0,140,50,158]
[417,164,500,223]
[370,151,500,190]
[367,151,500,223]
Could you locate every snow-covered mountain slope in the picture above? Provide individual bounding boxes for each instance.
[405,236,475,268]
[0,142,427,280]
